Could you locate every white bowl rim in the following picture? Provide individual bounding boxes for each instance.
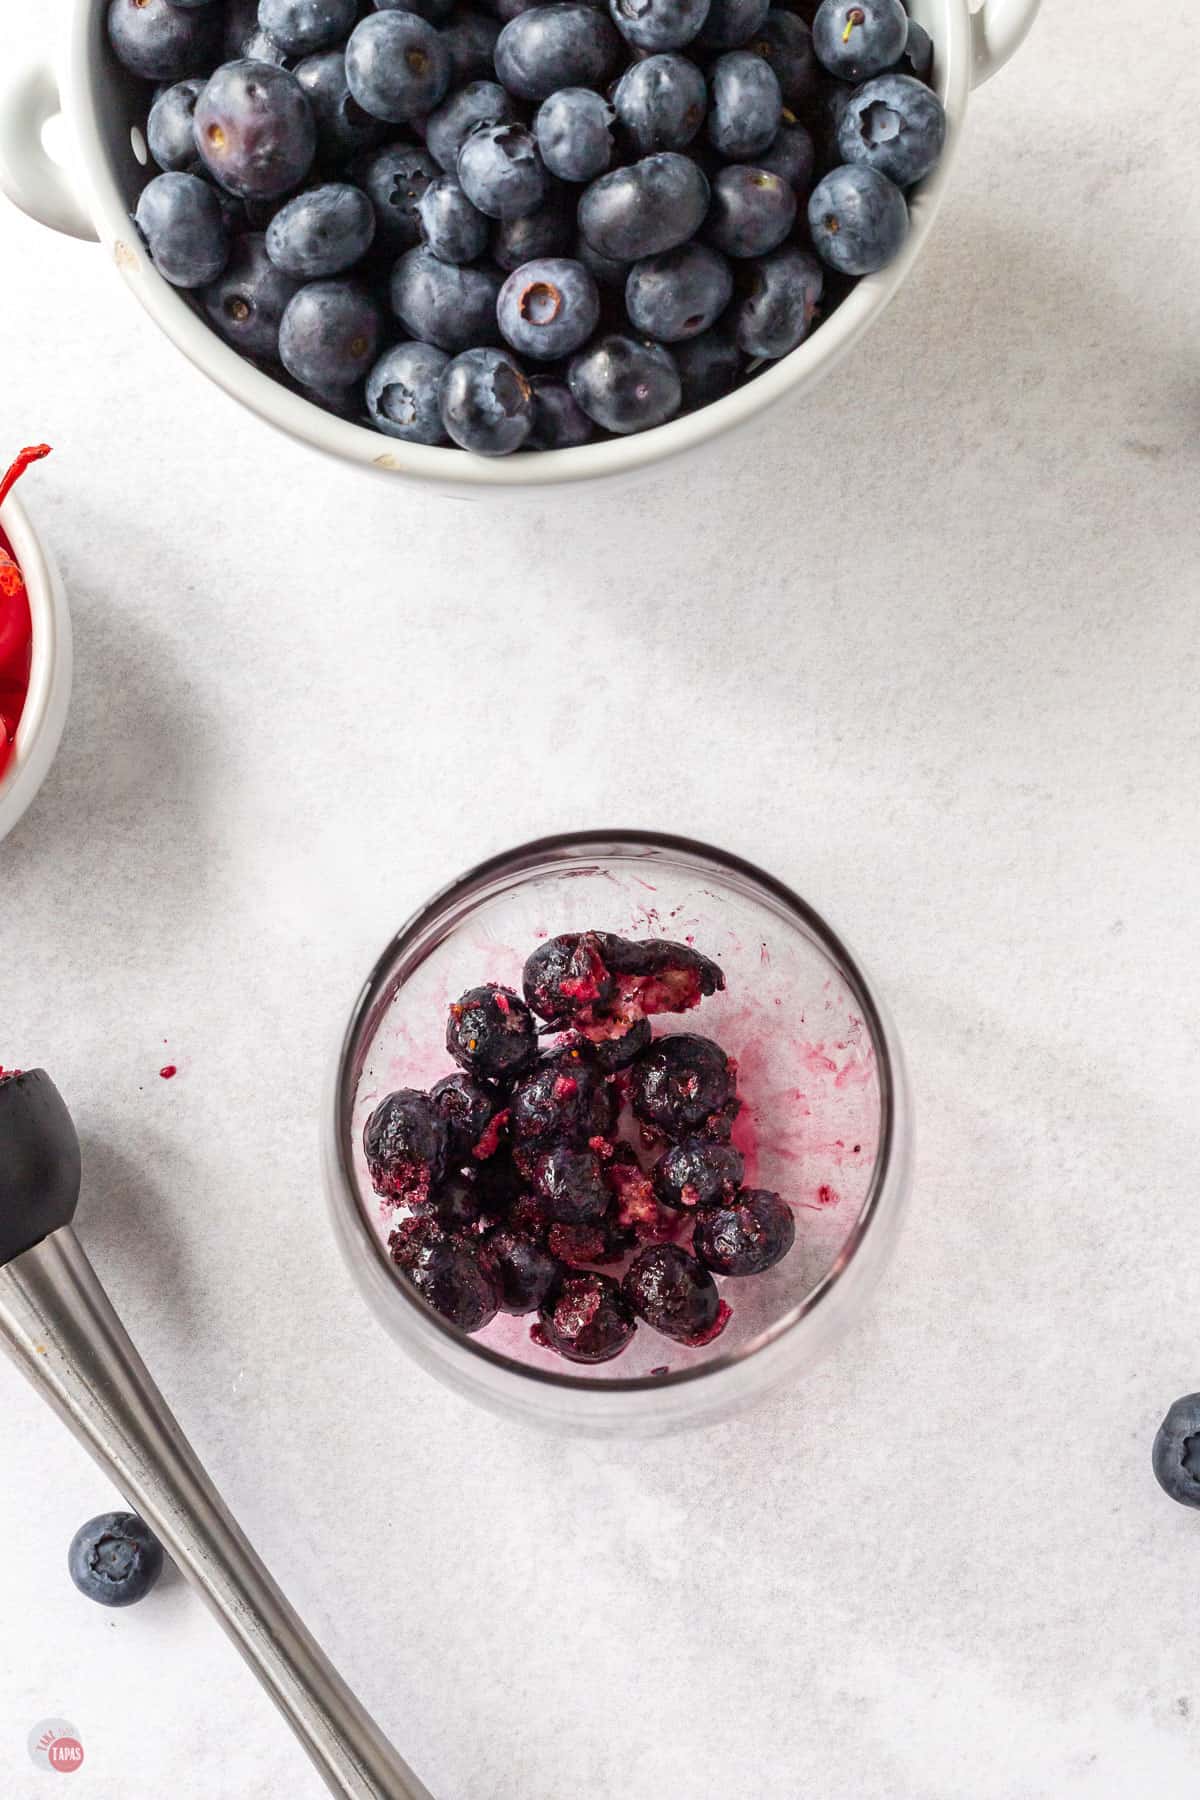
[62,0,972,492]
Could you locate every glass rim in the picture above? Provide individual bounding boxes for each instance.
[329,829,903,1397]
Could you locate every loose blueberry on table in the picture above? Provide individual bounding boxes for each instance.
[361,929,798,1364]
[110,0,946,454]
[68,1512,165,1608]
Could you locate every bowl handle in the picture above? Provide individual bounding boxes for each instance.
[0,59,97,241]
[971,0,1041,86]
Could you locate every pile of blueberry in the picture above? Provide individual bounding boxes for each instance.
[362,929,796,1364]
[110,0,945,455]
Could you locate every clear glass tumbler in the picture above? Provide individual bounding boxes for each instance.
[323,832,911,1434]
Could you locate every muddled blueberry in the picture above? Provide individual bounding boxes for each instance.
[266,181,376,276]
[537,1269,635,1362]
[692,1187,795,1275]
[808,162,907,273]
[706,163,796,257]
[430,1070,502,1160]
[498,256,601,359]
[654,1135,744,1208]
[534,88,615,184]
[607,0,710,53]
[1153,1394,1200,1509]
[631,1032,736,1136]
[706,51,781,161]
[418,174,490,263]
[363,1088,448,1206]
[811,0,907,81]
[457,122,546,220]
[734,243,823,356]
[612,53,707,154]
[494,4,622,102]
[446,983,539,1078]
[344,11,451,123]
[425,1169,488,1234]
[440,346,535,453]
[202,230,300,357]
[625,241,733,342]
[147,78,205,172]
[107,0,221,82]
[578,151,709,260]
[510,1043,616,1145]
[836,72,946,189]
[588,1016,652,1070]
[623,1244,730,1344]
[68,1513,165,1608]
[392,244,503,351]
[479,1224,561,1312]
[531,1142,609,1224]
[604,1141,671,1241]
[195,60,318,201]
[134,171,230,287]
[392,1221,500,1331]
[279,277,382,385]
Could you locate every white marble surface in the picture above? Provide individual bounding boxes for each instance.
[2,2,1199,1793]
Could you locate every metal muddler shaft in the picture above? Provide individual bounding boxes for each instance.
[0,1070,432,1800]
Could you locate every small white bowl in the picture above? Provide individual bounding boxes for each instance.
[0,492,72,845]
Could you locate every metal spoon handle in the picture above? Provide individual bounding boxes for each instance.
[0,1226,433,1800]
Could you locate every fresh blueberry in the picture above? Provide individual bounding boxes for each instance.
[294,51,391,162]
[202,230,300,357]
[575,231,629,289]
[707,51,780,159]
[745,10,819,109]
[534,88,614,183]
[811,0,906,81]
[374,0,456,24]
[446,983,539,1078]
[357,142,439,249]
[692,1187,794,1275]
[266,182,375,275]
[837,71,945,188]
[424,1169,488,1233]
[1153,1394,1200,1509]
[498,256,600,358]
[531,1143,609,1223]
[147,79,205,172]
[813,75,853,170]
[537,1269,635,1361]
[479,1225,561,1312]
[568,332,681,432]
[491,183,574,269]
[631,1032,735,1136]
[612,54,706,154]
[440,346,534,452]
[418,174,490,262]
[625,241,731,341]
[195,61,318,201]
[494,5,622,101]
[528,377,595,447]
[808,161,906,272]
[366,339,450,441]
[424,79,517,173]
[674,321,741,407]
[344,12,451,123]
[392,1221,500,1332]
[903,16,933,77]
[363,1088,448,1205]
[241,25,292,66]
[578,151,709,260]
[696,0,769,51]
[441,9,502,82]
[705,162,795,256]
[755,119,815,192]
[134,171,230,286]
[457,122,546,219]
[279,277,382,383]
[607,0,710,53]
[430,1070,502,1159]
[68,1513,165,1608]
[257,0,356,56]
[654,1135,744,1208]
[510,1043,615,1145]
[734,242,822,355]
[391,245,502,349]
[107,0,221,82]
[224,0,262,59]
[623,1243,730,1344]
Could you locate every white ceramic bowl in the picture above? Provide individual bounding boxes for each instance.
[0,0,1037,497]
[0,490,72,845]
